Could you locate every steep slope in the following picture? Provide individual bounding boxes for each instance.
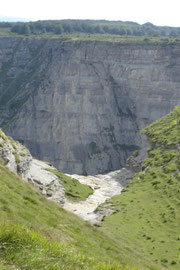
[1,108,179,269]
[0,37,180,174]
[0,135,140,270]
[0,163,125,270]
[0,128,94,204]
[0,128,133,223]
[100,106,180,270]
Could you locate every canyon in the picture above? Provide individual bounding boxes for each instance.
[0,128,133,223]
[0,36,180,174]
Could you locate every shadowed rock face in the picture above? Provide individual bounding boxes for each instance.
[0,37,180,174]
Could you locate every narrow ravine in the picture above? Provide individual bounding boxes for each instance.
[0,128,134,224]
[63,168,133,223]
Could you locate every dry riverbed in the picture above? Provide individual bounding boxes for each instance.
[63,168,133,224]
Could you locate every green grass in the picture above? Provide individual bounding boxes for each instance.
[0,128,139,269]
[19,152,26,157]
[0,161,139,269]
[0,261,16,270]
[1,106,180,269]
[142,106,180,146]
[100,106,180,270]
[0,224,140,270]
[60,33,178,43]
[0,26,179,43]
[0,223,94,270]
[48,169,93,201]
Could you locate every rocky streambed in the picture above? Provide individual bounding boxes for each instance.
[63,168,133,224]
[0,129,134,224]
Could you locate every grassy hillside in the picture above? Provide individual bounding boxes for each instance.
[100,106,180,270]
[1,106,180,269]
[0,128,93,202]
[0,160,141,269]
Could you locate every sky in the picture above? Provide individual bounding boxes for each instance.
[0,0,180,27]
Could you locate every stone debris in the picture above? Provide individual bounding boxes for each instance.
[0,130,134,223]
[0,133,65,205]
[63,168,133,224]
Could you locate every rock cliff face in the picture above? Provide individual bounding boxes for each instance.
[0,37,180,174]
[0,129,65,204]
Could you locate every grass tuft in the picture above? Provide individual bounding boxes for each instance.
[48,169,93,201]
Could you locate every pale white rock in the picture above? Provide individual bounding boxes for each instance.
[0,133,65,205]
[0,142,17,173]
[26,159,65,205]
[63,168,133,223]
[27,159,57,186]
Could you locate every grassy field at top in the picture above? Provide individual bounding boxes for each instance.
[0,23,179,44]
[1,19,180,39]
[100,106,180,270]
[0,28,179,43]
[58,33,180,43]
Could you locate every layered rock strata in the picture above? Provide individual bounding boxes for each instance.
[0,37,180,174]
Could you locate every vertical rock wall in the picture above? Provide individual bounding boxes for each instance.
[0,38,180,174]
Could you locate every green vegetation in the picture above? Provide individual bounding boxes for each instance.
[0,224,94,270]
[132,150,139,157]
[48,169,93,201]
[0,106,180,269]
[0,261,15,270]
[100,106,180,269]
[19,152,26,157]
[13,151,20,164]
[142,106,180,146]
[0,21,180,132]
[0,161,139,269]
[1,20,180,39]
[0,129,7,141]
[0,130,27,164]
[46,33,180,43]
